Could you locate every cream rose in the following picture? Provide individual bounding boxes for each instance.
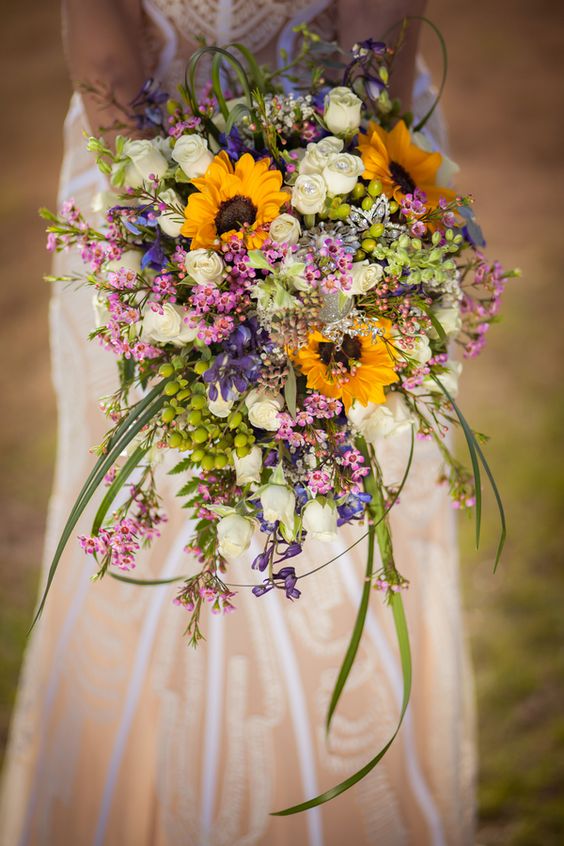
[322,153,365,196]
[217,514,255,560]
[348,393,415,442]
[184,248,225,285]
[171,134,214,179]
[233,446,263,485]
[122,139,169,186]
[302,499,338,543]
[246,390,284,431]
[268,213,302,245]
[425,361,463,397]
[299,136,344,175]
[140,303,197,347]
[430,304,462,339]
[349,260,384,295]
[157,188,184,238]
[291,173,327,216]
[260,484,296,532]
[392,332,432,365]
[323,86,362,136]
[105,249,143,276]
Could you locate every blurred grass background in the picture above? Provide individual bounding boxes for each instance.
[1,1,563,843]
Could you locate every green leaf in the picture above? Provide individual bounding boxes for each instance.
[91,445,147,535]
[247,250,272,270]
[272,593,411,815]
[168,457,192,475]
[470,427,507,571]
[28,381,169,632]
[225,102,252,135]
[284,361,297,417]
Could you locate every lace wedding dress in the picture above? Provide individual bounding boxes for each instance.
[0,2,476,844]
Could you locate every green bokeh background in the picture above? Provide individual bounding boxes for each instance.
[1,1,563,842]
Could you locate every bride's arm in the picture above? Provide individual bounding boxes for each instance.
[62,0,147,143]
[337,0,428,110]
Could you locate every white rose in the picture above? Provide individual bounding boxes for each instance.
[349,260,384,295]
[348,393,415,442]
[322,153,365,196]
[217,513,255,560]
[324,86,362,136]
[430,304,462,339]
[157,188,184,238]
[392,332,432,364]
[207,389,235,418]
[269,213,302,245]
[105,249,143,276]
[92,293,110,328]
[260,484,296,531]
[299,136,344,175]
[171,134,214,179]
[291,173,327,215]
[184,248,225,285]
[424,360,463,397]
[302,499,338,543]
[123,139,169,185]
[140,303,197,347]
[233,446,263,485]
[246,389,284,431]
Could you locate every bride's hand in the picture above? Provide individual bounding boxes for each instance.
[337,0,428,111]
[62,0,146,146]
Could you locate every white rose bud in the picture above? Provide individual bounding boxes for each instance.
[393,332,432,365]
[217,514,254,561]
[171,134,214,179]
[157,188,184,238]
[207,389,235,418]
[349,260,384,295]
[184,248,225,285]
[246,389,284,431]
[299,136,344,175]
[348,393,415,442]
[322,153,365,196]
[291,173,327,215]
[260,484,296,531]
[123,139,169,185]
[233,446,263,485]
[302,499,338,543]
[323,86,362,136]
[105,249,143,276]
[141,303,197,347]
[430,305,462,339]
[425,360,463,398]
[269,213,302,245]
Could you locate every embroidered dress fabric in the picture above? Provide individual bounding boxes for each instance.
[0,3,475,844]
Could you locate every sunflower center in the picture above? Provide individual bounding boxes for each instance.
[215,194,257,235]
[389,161,416,195]
[318,334,362,371]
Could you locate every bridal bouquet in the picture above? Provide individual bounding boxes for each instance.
[40,28,514,812]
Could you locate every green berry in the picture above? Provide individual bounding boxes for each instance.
[214,454,228,469]
[176,388,191,402]
[368,222,385,239]
[159,363,174,378]
[354,249,366,261]
[236,445,251,459]
[361,197,374,212]
[191,448,205,463]
[233,433,248,448]
[193,427,208,444]
[161,407,176,424]
[228,411,243,429]
[168,432,183,449]
[164,381,180,396]
[194,360,209,376]
[201,454,216,471]
[334,203,351,220]
[188,410,202,426]
[368,179,383,198]
[388,200,399,214]
[190,394,206,410]
[361,238,377,253]
[351,182,366,200]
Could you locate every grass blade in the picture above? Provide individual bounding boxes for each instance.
[91,445,147,535]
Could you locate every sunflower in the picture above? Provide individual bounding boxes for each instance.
[357,120,456,208]
[293,323,398,412]
[181,151,288,250]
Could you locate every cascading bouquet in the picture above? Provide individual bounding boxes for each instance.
[39,26,515,813]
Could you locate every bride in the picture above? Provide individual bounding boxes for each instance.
[0,1,475,844]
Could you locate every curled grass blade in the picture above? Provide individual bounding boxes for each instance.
[91,445,147,535]
[110,573,185,586]
[272,593,411,815]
